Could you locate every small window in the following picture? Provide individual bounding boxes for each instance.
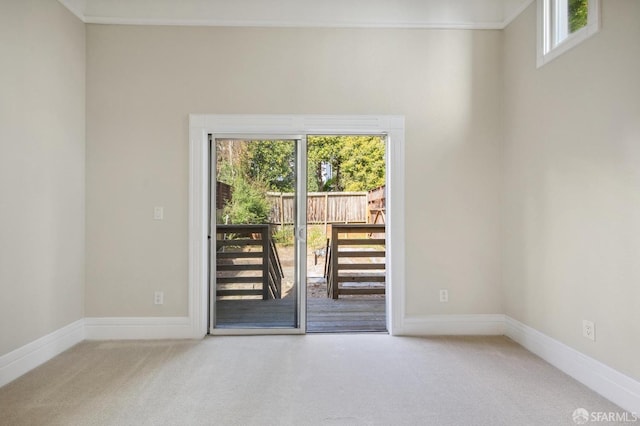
[537,0,600,67]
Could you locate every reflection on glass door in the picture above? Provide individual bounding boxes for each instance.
[212,138,304,329]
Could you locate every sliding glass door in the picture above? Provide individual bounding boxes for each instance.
[210,136,306,332]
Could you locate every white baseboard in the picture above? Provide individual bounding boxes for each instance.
[505,316,640,414]
[84,316,195,340]
[4,313,639,416]
[398,314,506,335]
[0,319,85,388]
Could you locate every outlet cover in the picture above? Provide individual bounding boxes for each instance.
[154,291,164,305]
[582,320,595,341]
[439,289,449,303]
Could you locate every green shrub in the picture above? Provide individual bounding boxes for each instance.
[307,226,327,250]
[273,225,295,246]
[223,177,270,224]
[272,225,327,248]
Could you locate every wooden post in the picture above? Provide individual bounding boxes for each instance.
[331,225,339,299]
[324,192,329,238]
[279,193,284,226]
[262,225,270,300]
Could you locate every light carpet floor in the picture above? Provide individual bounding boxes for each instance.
[0,335,626,426]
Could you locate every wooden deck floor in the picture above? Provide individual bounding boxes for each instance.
[306,297,386,333]
[215,297,386,333]
[215,298,297,328]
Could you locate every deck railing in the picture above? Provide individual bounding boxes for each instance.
[216,224,283,300]
[325,224,386,299]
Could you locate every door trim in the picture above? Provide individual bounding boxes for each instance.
[188,115,406,337]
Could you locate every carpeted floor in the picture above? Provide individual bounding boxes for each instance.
[0,335,626,425]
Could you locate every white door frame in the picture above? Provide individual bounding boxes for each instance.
[188,114,406,337]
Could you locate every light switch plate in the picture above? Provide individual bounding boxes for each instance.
[154,206,164,220]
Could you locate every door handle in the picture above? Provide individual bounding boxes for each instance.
[297,226,307,242]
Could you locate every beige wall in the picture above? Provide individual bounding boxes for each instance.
[85,26,504,317]
[0,1,85,355]
[503,0,640,380]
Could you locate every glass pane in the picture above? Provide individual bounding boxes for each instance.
[569,0,588,34]
[305,135,387,333]
[214,139,298,328]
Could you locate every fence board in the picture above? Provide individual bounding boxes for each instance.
[216,181,233,210]
[267,192,367,225]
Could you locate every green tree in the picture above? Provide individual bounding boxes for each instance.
[244,140,296,192]
[307,135,385,192]
[340,136,385,191]
[216,139,247,185]
[569,0,588,33]
[308,136,344,191]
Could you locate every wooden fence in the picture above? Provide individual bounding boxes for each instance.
[267,192,367,225]
[367,184,386,227]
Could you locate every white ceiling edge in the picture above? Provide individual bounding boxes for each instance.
[58,0,533,30]
[81,18,503,30]
[502,0,535,28]
[58,0,86,22]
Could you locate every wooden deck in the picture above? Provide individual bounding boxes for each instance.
[215,298,297,328]
[215,297,386,332]
[306,297,386,333]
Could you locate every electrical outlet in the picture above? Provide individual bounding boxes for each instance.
[154,291,164,305]
[439,289,449,303]
[582,320,595,341]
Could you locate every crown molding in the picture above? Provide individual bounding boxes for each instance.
[59,0,532,30]
[82,17,506,30]
[502,0,535,28]
[58,0,87,23]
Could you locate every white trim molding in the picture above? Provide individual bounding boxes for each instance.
[57,0,86,22]
[59,0,532,30]
[505,316,640,414]
[0,320,85,388]
[84,317,194,340]
[83,17,507,30]
[3,313,639,416]
[502,0,535,28]
[398,314,506,335]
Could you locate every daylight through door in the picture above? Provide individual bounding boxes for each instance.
[209,133,388,333]
[212,137,306,330]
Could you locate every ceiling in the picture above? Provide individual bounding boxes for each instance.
[58,0,533,29]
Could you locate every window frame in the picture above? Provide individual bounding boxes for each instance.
[537,0,600,67]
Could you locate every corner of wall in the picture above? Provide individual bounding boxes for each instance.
[0,320,85,388]
[505,316,640,414]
